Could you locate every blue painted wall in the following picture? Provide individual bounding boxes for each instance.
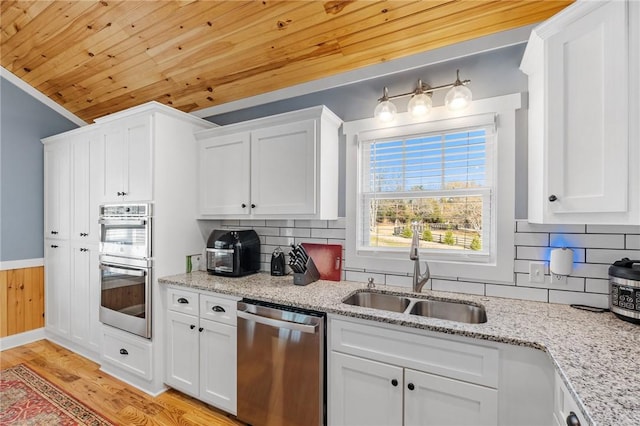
[0,77,78,262]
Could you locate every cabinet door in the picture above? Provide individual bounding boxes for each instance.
[70,132,101,241]
[546,1,628,215]
[101,124,125,203]
[199,317,237,414]
[122,115,152,201]
[251,120,316,216]
[45,240,70,337]
[69,243,100,353]
[404,369,498,426]
[165,310,199,396]
[44,142,70,239]
[329,352,403,426]
[198,132,250,216]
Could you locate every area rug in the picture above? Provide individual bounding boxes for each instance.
[0,364,114,425]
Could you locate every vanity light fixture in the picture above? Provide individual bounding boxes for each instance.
[374,69,471,122]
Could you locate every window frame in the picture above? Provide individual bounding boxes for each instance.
[358,116,496,262]
[344,93,521,284]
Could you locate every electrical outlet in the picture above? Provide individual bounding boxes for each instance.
[551,273,567,285]
[529,262,546,283]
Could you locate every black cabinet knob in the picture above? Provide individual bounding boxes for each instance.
[190,324,196,330]
[199,327,204,332]
[122,192,127,196]
[407,383,415,391]
[549,194,558,202]
[119,348,128,355]
[241,203,247,208]
[177,297,189,304]
[50,245,58,248]
[251,204,256,208]
[566,412,581,426]
[391,379,398,387]
[212,306,225,312]
[117,191,122,196]
[51,231,58,235]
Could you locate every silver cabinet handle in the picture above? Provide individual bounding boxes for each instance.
[237,310,317,334]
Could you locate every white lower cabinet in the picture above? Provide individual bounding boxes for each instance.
[553,372,587,426]
[102,326,152,380]
[329,317,499,426]
[330,351,497,426]
[165,288,237,415]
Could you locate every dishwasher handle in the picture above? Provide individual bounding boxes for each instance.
[237,310,318,334]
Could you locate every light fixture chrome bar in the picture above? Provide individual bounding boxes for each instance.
[377,79,471,102]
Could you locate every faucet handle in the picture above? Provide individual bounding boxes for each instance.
[367,277,375,289]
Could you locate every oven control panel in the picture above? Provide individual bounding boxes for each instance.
[100,203,151,217]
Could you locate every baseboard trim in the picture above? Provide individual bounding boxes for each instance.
[0,328,46,350]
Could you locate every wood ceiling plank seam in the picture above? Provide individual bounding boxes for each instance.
[13,0,165,85]
[0,1,54,42]
[163,1,421,82]
[0,0,99,75]
[160,2,420,82]
[146,1,323,66]
[335,0,512,48]
[337,0,570,56]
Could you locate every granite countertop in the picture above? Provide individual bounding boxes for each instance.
[159,271,640,426]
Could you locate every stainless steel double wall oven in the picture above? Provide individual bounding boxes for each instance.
[99,203,153,338]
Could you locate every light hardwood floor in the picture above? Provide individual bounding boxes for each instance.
[0,339,245,425]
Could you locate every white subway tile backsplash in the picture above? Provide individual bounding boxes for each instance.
[311,228,346,239]
[211,217,631,308]
[384,274,414,288]
[586,249,640,264]
[550,233,625,249]
[280,227,311,238]
[586,224,640,234]
[514,232,549,246]
[627,234,640,250]
[294,220,328,228]
[432,279,485,296]
[549,290,608,309]
[345,270,386,285]
[585,278,609,294]
[485,284,548,302]
[265,236,295,246]
[516,221,585,234]
[571,263,610,279]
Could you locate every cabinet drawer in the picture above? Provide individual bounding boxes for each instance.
[102,328,152,380]
[330,317,499,388]
[167,287,199,315]
[200,294,238,325]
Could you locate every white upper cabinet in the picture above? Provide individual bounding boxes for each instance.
[195,106,342,220]
[521,0,640,224]
[100,114,153,203]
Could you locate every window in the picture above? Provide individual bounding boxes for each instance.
[359,123,494,261]
[344,94,520,283]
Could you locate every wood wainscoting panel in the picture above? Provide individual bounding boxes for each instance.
[0,266,45,338]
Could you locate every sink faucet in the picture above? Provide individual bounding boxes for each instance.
[410,222,430,293]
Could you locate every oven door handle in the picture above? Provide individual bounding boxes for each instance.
[100,264,146,277]
[237,310,318,334]
[99,219,147,226]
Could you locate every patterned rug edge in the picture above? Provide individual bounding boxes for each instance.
[1,363,116,426]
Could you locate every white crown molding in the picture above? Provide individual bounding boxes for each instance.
[1,66,87,127]
[190,24,535,119]
[0,257,44,271]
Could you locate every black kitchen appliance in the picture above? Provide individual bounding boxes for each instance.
[609,258,640,324]
[270,247,286,276]
[206,229,260,277]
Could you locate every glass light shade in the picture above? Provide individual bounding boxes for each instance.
[445,84,472,111]
[407,93,432,118]
[374,100,397,122]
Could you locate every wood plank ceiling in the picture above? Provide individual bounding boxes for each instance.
[0,1,572,123]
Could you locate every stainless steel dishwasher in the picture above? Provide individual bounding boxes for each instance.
[237,299,325,426]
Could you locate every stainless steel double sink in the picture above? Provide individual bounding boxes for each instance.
[342,290,487,324]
